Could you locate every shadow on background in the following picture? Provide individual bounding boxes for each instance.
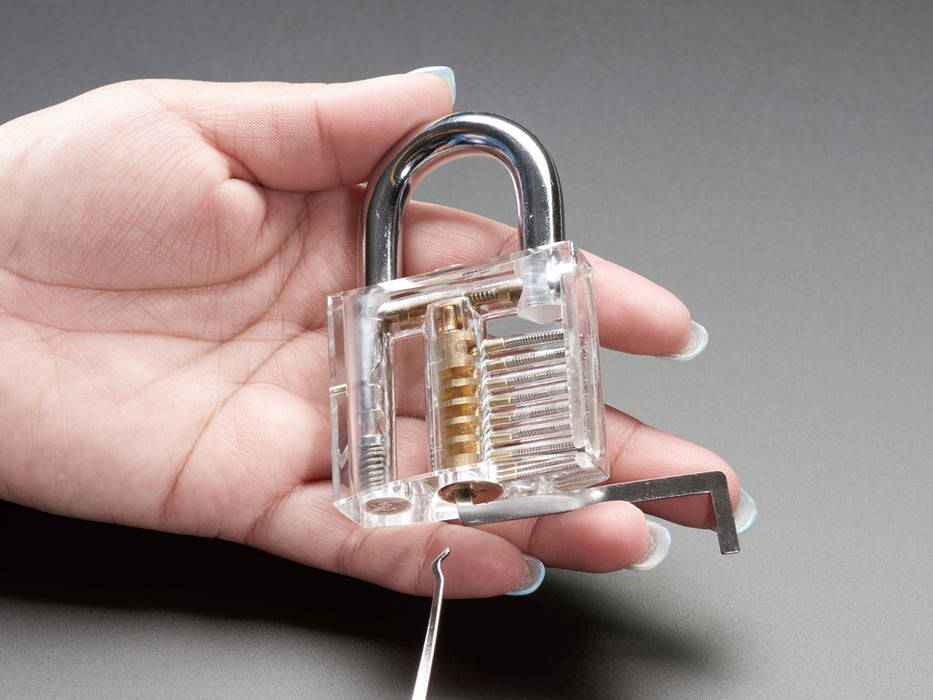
[1,500,723,698]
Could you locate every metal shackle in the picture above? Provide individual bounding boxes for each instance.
[361,112,565,286]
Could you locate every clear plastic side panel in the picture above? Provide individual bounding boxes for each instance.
[328,241,606,527]
[328,296,350,503]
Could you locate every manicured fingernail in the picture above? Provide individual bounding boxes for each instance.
[661,321,709,361]
[627,521,671,571]
[505,554,546,596]
[734,488,758,534]
[407,66,456,106]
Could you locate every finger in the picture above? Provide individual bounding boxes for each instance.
[605,405,740,527]
[402,202,693,355]
[152,72,454,191]
[246,483,528,598]
[588,251,692,355]
[483,500,652,572]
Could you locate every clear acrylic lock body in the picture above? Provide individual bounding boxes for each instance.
[328,240,606,527]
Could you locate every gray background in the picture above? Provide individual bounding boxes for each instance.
[1,1,931,698]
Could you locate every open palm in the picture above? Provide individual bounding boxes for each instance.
[0,75,739,597]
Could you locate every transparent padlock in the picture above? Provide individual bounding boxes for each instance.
[328,113,607,527]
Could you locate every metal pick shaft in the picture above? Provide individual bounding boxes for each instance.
[412,548,450,700]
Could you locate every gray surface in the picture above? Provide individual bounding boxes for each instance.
[2,1,931,698]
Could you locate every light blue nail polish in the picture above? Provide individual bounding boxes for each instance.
[661,321,709,361]
[505,554,546,596]
[734,488,758,534]
[626,521,672,571]
[407,66,456,106]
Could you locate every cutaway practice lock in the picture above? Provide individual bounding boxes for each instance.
[328,113,740,556]
[328,113,606,527]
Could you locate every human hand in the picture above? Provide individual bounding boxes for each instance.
[0,71,744,597]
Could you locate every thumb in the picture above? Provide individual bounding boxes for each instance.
[154,70,455,191]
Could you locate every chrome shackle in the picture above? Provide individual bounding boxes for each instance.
[361,112,564,285]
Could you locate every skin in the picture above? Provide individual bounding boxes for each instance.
[0,73,739,598]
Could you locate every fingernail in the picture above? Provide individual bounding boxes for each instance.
[734,488,758,534]
[407,66,456,106]
[661,321,709,361]
[505,554,546,596]
[626,521,671,571]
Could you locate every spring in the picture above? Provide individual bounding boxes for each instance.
[486,364,567,391]
[497,457,579,481]
[467,288,499,304]
[358,438,388,490]
[492,439,577,461]
[484,329,565,354]
[487,383,568,409]
[488,401,569,426]
[511,421,571,440]
[484,346,565,373]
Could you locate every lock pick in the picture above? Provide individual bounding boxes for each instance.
[410,472,739,697]
[412,548,450,700]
